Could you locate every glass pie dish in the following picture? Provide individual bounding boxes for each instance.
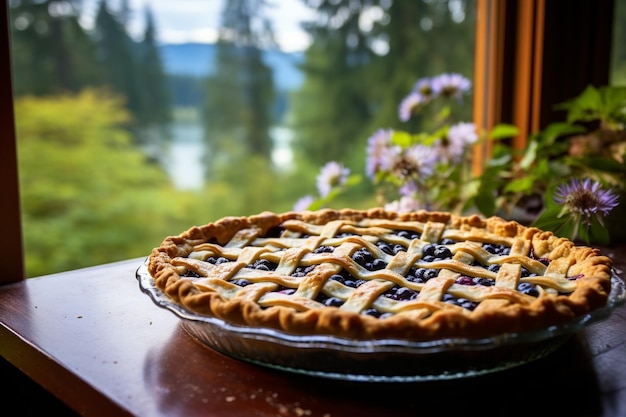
[136,259,625,382]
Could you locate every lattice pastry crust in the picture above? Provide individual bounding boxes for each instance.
[148,208,613,341]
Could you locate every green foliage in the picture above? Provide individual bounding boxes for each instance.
[473,84,626,243]
[474,118,601,219]
[612,0,626,85]
[556,85,626,128]
[15,90,157,276]
[15,88,324,277]
[16,91,181,276]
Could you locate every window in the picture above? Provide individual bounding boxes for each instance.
[3,0,618,281]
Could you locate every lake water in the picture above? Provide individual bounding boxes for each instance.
[165,122,206,190]
[164,123,293,190]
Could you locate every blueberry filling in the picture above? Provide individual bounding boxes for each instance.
[231,278,251,287]
[443,293,479,310]
[314,245,334,254]
[412,268,438,281]
[292,265,317,277]
[397,230,421,240]
[266,226,285,238]
[251,258,276,271]
[473,277,494,286]
[483,243,510,255]
[376,240,406,255]
[422,243,453,260]
[324,296,344,307]
[384,285,418,301]
[517,282,540,297]
[352,248,374,267]
[184,229,554,317]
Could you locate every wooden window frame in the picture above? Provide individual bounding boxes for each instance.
[472,0,615,171]
[1,1,24,283]
[1,0,615,284]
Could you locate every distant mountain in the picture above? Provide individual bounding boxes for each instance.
[158,42,304,91]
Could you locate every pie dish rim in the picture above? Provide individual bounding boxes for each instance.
[136,259,625,381]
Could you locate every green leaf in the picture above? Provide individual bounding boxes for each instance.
[519,140,539,170]
[344,174,362,187]
[415,131,439,146]
[586,220,611,245]
[436,106,451,123]
[532,205,575,237]
[484,153,511,169]
[391,131,413,147]
[474,187,497,216]
[556,85,626,126]
[539,122,586,147]
[602,86,626,125]
[489,123,519,140]
[307,199,326,211]
[570,155,626,173]
[557,85,603,122]
[503,176,535,194]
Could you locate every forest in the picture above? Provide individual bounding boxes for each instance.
[10,0,625,277]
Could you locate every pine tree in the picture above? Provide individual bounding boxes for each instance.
[136,6,172,128]
[9,0,101,96]
[203,0,276,175]
[94,0,143,130]
[291,0,381,167]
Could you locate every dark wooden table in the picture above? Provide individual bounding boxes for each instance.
[1,245,625,417]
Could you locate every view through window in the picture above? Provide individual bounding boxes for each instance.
[611,0,626,85]
[11,0,475,277]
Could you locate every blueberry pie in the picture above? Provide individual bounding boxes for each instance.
[147,208,613,341]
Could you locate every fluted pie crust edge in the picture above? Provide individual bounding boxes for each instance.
[147,208,613,341]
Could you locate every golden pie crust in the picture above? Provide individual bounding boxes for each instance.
[147,208,613,341]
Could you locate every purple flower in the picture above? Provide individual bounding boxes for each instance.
[398,92,425,122]
[413,77,434,99]
[384,196,423,213]
[432,122,478,163]
[293,195,315,211]
[399,180,419,197]
[390,144,435,183]
[554,178,620,226]
[366,128,393,179]
[316,161,350,198]
[405,145,436,176]
[431,73,471,101]
[448,122,478,147]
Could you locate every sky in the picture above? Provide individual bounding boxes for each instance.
[81,0,316,52]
